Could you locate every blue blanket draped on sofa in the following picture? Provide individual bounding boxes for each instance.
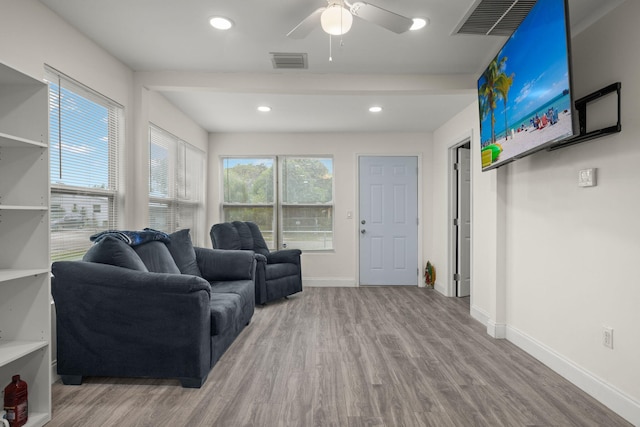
[90,227,170,246]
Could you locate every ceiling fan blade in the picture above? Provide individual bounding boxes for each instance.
[286,7,325,39]
[349,1,413,34]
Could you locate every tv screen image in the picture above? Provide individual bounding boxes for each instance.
[478,0,574,171]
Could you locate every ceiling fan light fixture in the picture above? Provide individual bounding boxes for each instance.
[321,4,353,35]
[410,18,428,31]
[209,16,233,30]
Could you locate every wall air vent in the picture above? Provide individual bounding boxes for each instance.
[455,0,536,36]
[270,52,308,69]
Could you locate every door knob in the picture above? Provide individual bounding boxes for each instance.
[361,229,366,234]
[361,220,366,225]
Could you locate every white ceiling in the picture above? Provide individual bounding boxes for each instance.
[40,0,624,133]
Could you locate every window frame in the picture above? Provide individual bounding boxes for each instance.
[220,156,277,248]
[46,66,123,262]
[221,155,334,252]
[148,123,205,245]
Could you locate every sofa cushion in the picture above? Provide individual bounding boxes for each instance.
[167,229,202,277]
[232,221,254,250]
[209,293,242,336]
[209,280,254,311]
[134,241,181,274]
[245,222,270,256]
[83,236,149,271]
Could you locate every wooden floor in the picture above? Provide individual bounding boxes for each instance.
[48,287,631,426]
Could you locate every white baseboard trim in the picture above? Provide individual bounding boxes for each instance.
[506,325,640,426]
[303,278,357,287]
[434,281,450,296]
[470,304,489,326]
[51,360,59,385]
[487,319,507,339]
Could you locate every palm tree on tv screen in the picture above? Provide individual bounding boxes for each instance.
[479,55,513,144]
[495,70,515,141]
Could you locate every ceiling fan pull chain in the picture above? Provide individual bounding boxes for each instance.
[340,1,346,47]
[329,34,333,62]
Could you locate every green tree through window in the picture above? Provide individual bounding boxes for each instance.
[222,156,333,250]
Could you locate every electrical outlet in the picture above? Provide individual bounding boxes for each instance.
[603,327,614,349]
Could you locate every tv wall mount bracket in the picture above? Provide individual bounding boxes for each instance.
[549,82,621,151]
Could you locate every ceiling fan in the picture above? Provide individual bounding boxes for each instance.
[286,0,414,39]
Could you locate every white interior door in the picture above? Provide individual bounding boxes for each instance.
[359,156,418,285]
[456,147,471,297]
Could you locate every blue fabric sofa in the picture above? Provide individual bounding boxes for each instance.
[51,229,255,388]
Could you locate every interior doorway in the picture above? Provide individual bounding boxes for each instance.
[451,141,471,297]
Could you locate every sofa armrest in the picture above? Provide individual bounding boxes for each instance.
[51,261,212,381]
[266,248,302,265]
[52,260,210,294]
[252,253,268,305]
[194,247,256,281]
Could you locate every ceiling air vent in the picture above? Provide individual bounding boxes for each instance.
[455,0,536,36]
[270,52,308,70]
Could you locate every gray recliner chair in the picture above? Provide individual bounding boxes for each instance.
[210,221,302,305]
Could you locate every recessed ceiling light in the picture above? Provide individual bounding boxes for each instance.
[209,16,233,30]
[369,106,383,113]
[410,18,429,31]
[257,106,272,112]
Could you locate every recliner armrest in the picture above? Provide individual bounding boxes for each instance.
[266,249,301,265]
[194,247,256,281]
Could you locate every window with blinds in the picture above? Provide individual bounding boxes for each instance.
[46,67,123,261]
[149,124,205,245]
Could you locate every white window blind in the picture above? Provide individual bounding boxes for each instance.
[47,67,123,261]
[149,124,205,245]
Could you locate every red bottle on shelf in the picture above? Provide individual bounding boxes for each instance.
[3,375,28,427]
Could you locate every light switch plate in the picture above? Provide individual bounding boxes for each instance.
[578,168,597,187]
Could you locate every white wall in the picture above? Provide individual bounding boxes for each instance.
[208,132,433,285]
[433,1,640,423]
[149,91,208,153]
[0,0,132,107]
[432,103,505,333]
[505,0,640,420]
[0,0,207,230]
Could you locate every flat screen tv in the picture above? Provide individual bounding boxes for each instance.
[478,0,574,171]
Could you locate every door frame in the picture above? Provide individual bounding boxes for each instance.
[356,154,423,286]
[448,137,474,298]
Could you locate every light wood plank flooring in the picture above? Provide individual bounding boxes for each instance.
[48,287,631,426]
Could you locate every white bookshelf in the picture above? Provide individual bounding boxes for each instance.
[0,62,51,426]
